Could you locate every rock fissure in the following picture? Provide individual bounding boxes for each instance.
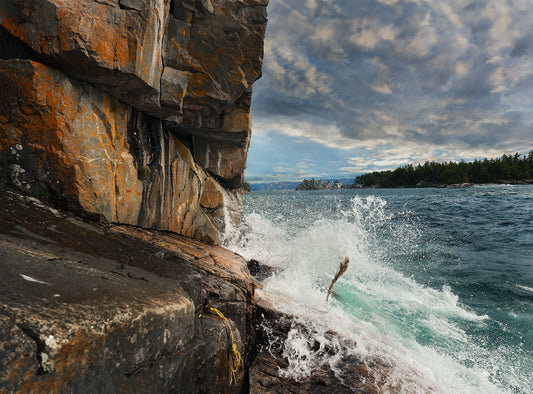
[13,321,48,375]
[117,2,138,13]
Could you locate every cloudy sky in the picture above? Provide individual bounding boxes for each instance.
[245,0,533,183]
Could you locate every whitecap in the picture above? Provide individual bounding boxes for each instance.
[516,284,533,293]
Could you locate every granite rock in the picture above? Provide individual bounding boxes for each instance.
[247,300,393,394]
[0,0,267,121]
[0,59,240,244]
[0,190,253,392]
[1,0,167,112]
[0,0,267,241]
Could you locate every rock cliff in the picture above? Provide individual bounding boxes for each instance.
[0,0,269,391]
[0,0,267,245]
[0,2,418,392]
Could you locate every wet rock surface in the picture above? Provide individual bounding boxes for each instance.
[247,301,391,394]
[244,260,396,394]
[247,259,277,282]
[1,189,401,392]
[0,189,253,392]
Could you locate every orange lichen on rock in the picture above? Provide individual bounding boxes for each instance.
[55,3,134,70]
[0,1,271,389]
[0,59,144,221]
[200,178,224,209]
[222,108,251,133]
[0,0,267,242]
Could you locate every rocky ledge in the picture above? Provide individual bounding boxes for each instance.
[0,189,255,392]
[1,189,397,392]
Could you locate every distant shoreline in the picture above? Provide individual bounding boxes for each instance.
[353,180,533,189]
[247,180,533,192]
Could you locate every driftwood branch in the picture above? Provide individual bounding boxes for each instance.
[326,256,350,303]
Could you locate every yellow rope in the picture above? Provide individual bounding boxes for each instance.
[209,307,243,385]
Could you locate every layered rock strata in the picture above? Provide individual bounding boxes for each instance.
[0,0,267,244]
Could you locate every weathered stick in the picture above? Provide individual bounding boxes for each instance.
[326,256,350,303]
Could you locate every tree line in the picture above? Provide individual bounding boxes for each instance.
[355,151,533,188]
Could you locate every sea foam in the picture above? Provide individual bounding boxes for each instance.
[225,193,525,393]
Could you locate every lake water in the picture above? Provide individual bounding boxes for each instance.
[224,185,533,393]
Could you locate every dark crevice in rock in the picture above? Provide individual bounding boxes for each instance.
[93,105,114,148]
[0,26,35,60]
[126,108,142,178]
[169,0,176,16]
[14,323,47,375]
[117,1,139,11]
[170,0,196,21]
[172,131,194,153]
[206,170,233,190]
[167,123,249,146]
[127,109,163,182]
[127,109,164,225]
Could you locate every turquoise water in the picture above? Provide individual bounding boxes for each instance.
[225,185,533,393]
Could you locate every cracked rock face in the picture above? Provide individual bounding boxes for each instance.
[0,0,267,243]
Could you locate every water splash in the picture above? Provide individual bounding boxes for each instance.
[224,192,531,393]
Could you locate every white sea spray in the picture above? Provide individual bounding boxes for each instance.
[225,190,531,393]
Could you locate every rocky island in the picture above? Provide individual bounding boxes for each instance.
[0,1,387,392]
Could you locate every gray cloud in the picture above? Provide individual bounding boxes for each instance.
[251,0,533,167]
[510,32,533,57]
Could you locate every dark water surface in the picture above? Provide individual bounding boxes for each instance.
[229,185,532,393]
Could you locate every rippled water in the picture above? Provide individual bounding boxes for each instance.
[225,185,533,393]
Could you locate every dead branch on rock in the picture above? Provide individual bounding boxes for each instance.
[326,256,350,303]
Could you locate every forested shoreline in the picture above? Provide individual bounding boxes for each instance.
[354,151,533,188]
